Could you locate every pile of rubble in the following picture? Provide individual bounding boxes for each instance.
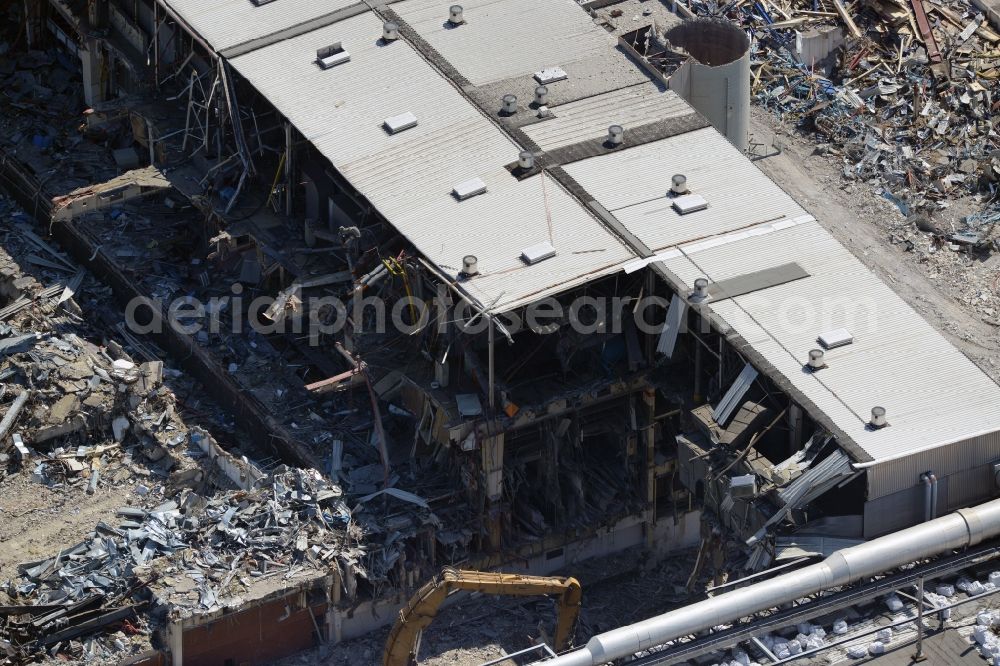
[0,203,199,498]
[2,462,442,663]
[685,0,1000,248]
[0,196,448,662]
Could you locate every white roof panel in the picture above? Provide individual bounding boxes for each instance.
[160,0,361,52]
[521,84,693,151]
[230,11,635,313]
[660,219,1000,464]
[563,126,808,252]
[392,0,616,86]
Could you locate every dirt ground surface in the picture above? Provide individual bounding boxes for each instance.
[0,474,137,592]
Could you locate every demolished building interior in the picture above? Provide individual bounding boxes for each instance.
[1,0,1000,664]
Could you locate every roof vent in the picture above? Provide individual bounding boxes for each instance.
[672,193,708,214]
[607,125,624,146]
[518,151,535,170]
[818,328,853,349]
[534,85,549,106]
[449,4,464,24]
[671,174,688,195]
[453,177,487,200]
[537,106,552,119]
[534,67,568,85]
[870,406,888,429]
[521,241,556,265]
[462,255,479,276]
[501,94,518,115]
[384,111,418,134]
[807,348,826,370]
[316,42,350,69]
[690,277,710,302]
[383,21,399,41]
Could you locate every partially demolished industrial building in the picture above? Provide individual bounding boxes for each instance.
[2,0,1000,664]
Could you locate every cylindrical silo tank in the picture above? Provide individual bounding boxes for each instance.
[665,18,750,151]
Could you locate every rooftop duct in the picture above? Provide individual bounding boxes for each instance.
[690,277,710,302]
[671,174,689,195]
[870,406,888,428]
[501,94,518,115]
[665,18,751,151]
[607,125,624,146]
[534,85,549,106]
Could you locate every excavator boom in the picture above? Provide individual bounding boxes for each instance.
[383,567,582,666]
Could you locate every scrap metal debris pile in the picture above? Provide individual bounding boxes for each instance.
[681,0,1000,243]
[0,594,147,664]
[144,467,441,613]
[1,465,437,663]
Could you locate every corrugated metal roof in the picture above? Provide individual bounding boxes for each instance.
[659,219,1000,464]
[158,0,360,52]
[230,11,635,313]
[562,126,808,252]
[391,0,617,86]
[521,84,693,151]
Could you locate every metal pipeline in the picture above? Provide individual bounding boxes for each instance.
[922,473,933,522]
[930,472,939,520]
[540,497,1000,666]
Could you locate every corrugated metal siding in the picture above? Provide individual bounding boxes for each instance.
[774,536,863,560]
[521,84,692,151]
[562,127,808,251]
[230,12,635,313]
[866,431,1000,499]
[658,221,1000,473]
[943,466,994,512]
[392,0,614,86]
[864,486,925,538]
[865,467,996,538]
[160,0,359,52]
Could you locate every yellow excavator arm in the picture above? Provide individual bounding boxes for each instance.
[383,567,582,666]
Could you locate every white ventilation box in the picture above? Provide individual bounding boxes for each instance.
[453,177,487,200]
[818,328,854,349]
[317,42,350,69]
[672,194,708,214]
[521,241,556,265]
[534,67,567,85]
[384,112,418,134]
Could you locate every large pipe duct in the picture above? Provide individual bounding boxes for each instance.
[665,18,750,151]
[541,497,1000,666]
